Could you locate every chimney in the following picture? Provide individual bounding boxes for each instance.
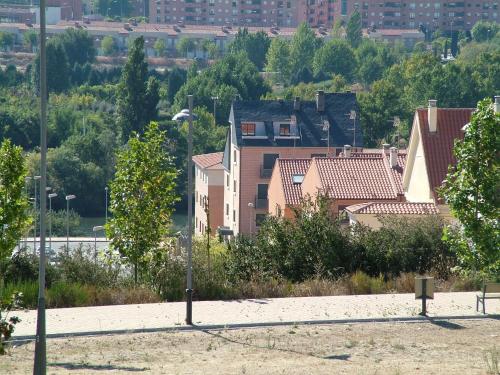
[382,143,390,154]
[343,144,352,158]
[389,147,398,168]
[316,90,325,112]
[495,96,500,114]
[294,96,301,111]
[428,99,437,132]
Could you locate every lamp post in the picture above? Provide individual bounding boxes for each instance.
[48,193,57,253]
[172,96,197,325]
[211,96,218,126]
[24,177,31,249]
[33,175,41,255]
[92,226,104,263]
[349,110,357,147]
[33,0,48,366]
[65,195,76,251]
[247,202,254,234]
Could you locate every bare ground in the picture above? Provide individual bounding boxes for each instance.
[2,319,499,375]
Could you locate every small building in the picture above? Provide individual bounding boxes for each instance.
[193,152,224,236]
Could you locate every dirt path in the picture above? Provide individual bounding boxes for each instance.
[2,319,499,374]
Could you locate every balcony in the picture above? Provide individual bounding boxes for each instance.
[255,197,269,210]
[260,166,273,178]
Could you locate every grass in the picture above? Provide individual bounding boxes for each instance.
[484,346,499,375]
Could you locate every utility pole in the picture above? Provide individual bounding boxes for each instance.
[186,95,194,325]
[33,0,48,367]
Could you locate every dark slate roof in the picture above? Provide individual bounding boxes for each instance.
[229,93,363,148]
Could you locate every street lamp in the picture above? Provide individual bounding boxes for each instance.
[92,226,105,263]
[48,193,57,253]
[211,96,219,126]
[173,96,196,325]
[33,175,41,255]
[349,110,357,147]
[65,195,76,251]
[247,202,254,234]
[24,177,31,249]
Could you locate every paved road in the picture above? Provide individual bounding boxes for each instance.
[13,292,500,338]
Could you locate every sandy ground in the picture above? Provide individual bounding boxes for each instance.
[2,319,499,375]
[13,292,500,338]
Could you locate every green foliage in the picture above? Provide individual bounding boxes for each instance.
[176,37,196,57]
[346,10,362,48]
[153,38,166,57]
[46,281,90,307]
[167,67,187,104]
[97,0,131,17]
[23,29,37,52]
[201,39,219,59]
[108,122,178,282]
[174,52,269,123]
[0,140,31,261]
[289,22,321,78]
[57,28,96,67]
[313,39,356,81]
[265,37,291,84]
[179,107,226,155]
[0,32,14,51]
[471,21,500,43]
[34,39,70,93]
[441,98,500,275]
[0,292,22,355]
[228,28,271,71]
[117,36,160,138]
[101,35,117,56]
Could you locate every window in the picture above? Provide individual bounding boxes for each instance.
[226,174,230,187]
[311,153,326,158]
[257,184,268,199]
[233,180,237,192]
[233,150,237,164]
[292,174,304,184]
[241,122,256,136]
[263,154,279,170]
[256,214,267,227]
[279,123,290,136]
[233,210,236,222]
[226,203,229,216]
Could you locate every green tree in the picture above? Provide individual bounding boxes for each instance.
[471,21,500,43]
[58,28,96,67]
[33,39,70,93]
[265,37,291,84]
[441,98,500,275]
[346,10,362,48]
[23,30,38,52]
[0,32,14,52]
[201,39,219,59]
[0,140,31,262]
[117,36,160,138]
[101,35,117,56]
[413,41,427,53]
[153,38,166,57]
[312,39,356,80]
[289,22,321,77]
[176,37,196,57]
[107,122,178,283]
[228,28,271,71]
[331,19,345,39]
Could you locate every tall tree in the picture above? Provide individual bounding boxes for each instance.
[265,38,291,84]
[101,36,117,56]
[33,39,70,93]
[289,22,320,77]
[228,28,271,71]
[58,28,96,67]
[441,98,500,275]
[346,10,363,48]
[153,38,166,57]
[23,29,38,52]
[117,36,160,138]
[0,139,31,262]
[471,21,500,43]
[312,39,356,81]
[107,122,178,283]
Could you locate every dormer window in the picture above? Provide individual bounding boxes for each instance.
[241,122,256,136]
[279,123,291,136]
[292,174,304,184]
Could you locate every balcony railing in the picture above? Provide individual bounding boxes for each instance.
[255,197,269,210]
[260,166,273,178]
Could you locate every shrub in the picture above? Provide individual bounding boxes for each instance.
[0,248,59,287]
[0,292,22,355]
[46,282,90,308]
[0,282,38,308]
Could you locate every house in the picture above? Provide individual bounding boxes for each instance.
[193,152,224,236]
[268,145,406,220]
[346,99,490,229]
[220,91,363,235]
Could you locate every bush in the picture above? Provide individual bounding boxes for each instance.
[46,282,90,308]
[0,282,38,308]
[0,249,59,287]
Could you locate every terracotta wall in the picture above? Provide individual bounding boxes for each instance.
[208,185,224,233]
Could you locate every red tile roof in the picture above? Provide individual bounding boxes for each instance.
[277,159,311,205]
[417,108,474,201]
[314,152,405,200]
[192,152,223,170]
[346,202,439,215]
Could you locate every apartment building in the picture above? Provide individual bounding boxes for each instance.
[150,0,302,27]
[333,0,498,31]
[193,152,225,236]
[219,91,363,236]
